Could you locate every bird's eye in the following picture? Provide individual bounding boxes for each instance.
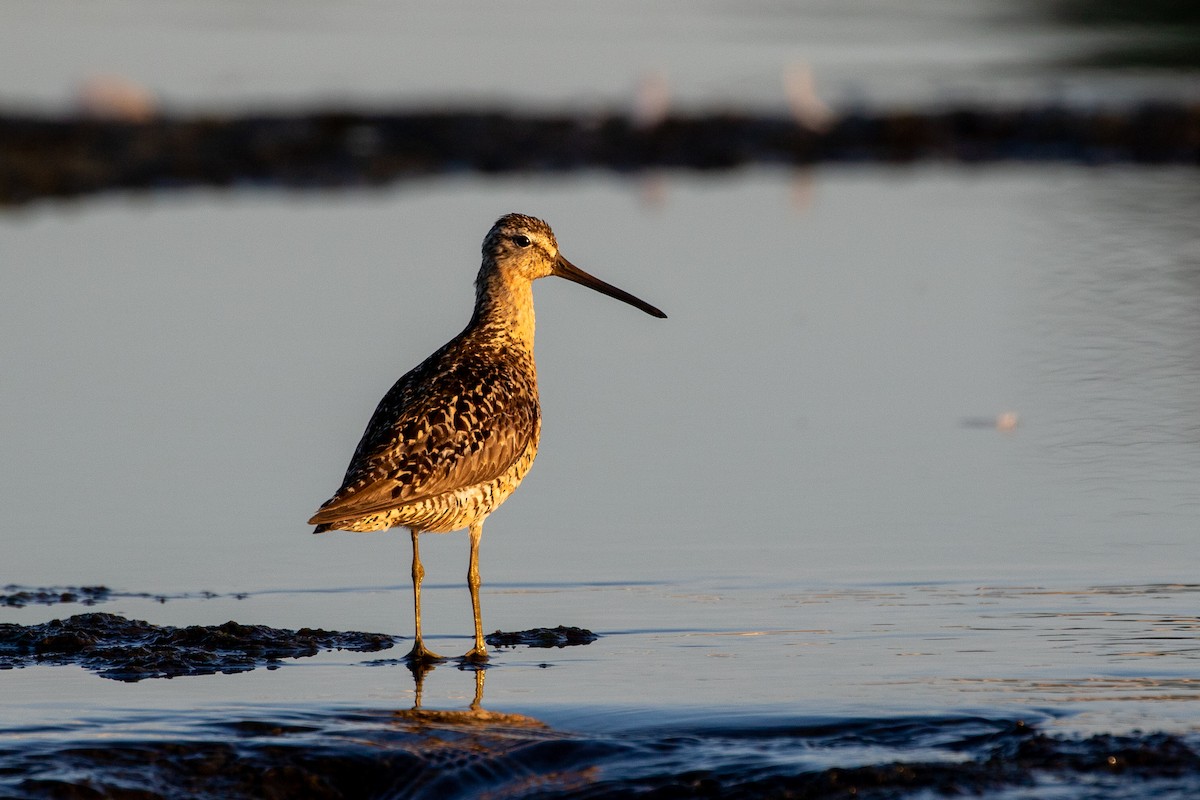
[512,234,532,248]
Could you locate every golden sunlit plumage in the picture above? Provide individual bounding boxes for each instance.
[310,213,665,662]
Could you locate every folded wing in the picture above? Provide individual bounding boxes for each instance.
[309,347,538,528]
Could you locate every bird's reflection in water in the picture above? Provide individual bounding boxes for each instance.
[385,661,597,795]
[392,659,544,729]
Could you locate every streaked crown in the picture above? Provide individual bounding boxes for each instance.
[483,214,557,257]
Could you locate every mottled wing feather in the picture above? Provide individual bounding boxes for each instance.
[308,342,538,527]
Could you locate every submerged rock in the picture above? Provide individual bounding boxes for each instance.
[0,612,395,681]
[485,625,598,649]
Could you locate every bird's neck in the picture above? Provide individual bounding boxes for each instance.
[470,270,536,351]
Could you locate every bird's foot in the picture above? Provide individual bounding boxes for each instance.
[459,645,489,664]
[404,641,446,664]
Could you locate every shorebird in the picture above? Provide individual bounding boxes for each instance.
[309,213,665,662]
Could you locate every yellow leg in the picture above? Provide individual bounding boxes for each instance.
[463,522,488,661]
[405,528,443,663]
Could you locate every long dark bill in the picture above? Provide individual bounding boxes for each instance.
[554,254,667,319]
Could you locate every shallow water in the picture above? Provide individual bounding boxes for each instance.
[3,580,1200,797]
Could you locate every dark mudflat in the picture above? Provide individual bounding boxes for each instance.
[0,612,395,681]
[485,626,598,649]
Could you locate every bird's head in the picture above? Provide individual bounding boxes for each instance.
[480,213,666,318]
[482,213,561,282]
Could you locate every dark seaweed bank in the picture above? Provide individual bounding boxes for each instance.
[2,712,1199,799]
[0,612,395,680]
[0,102,1197,206]
[0,612,598,680]
[486,625,599,649]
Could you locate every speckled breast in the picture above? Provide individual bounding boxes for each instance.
[338,418,541,534]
